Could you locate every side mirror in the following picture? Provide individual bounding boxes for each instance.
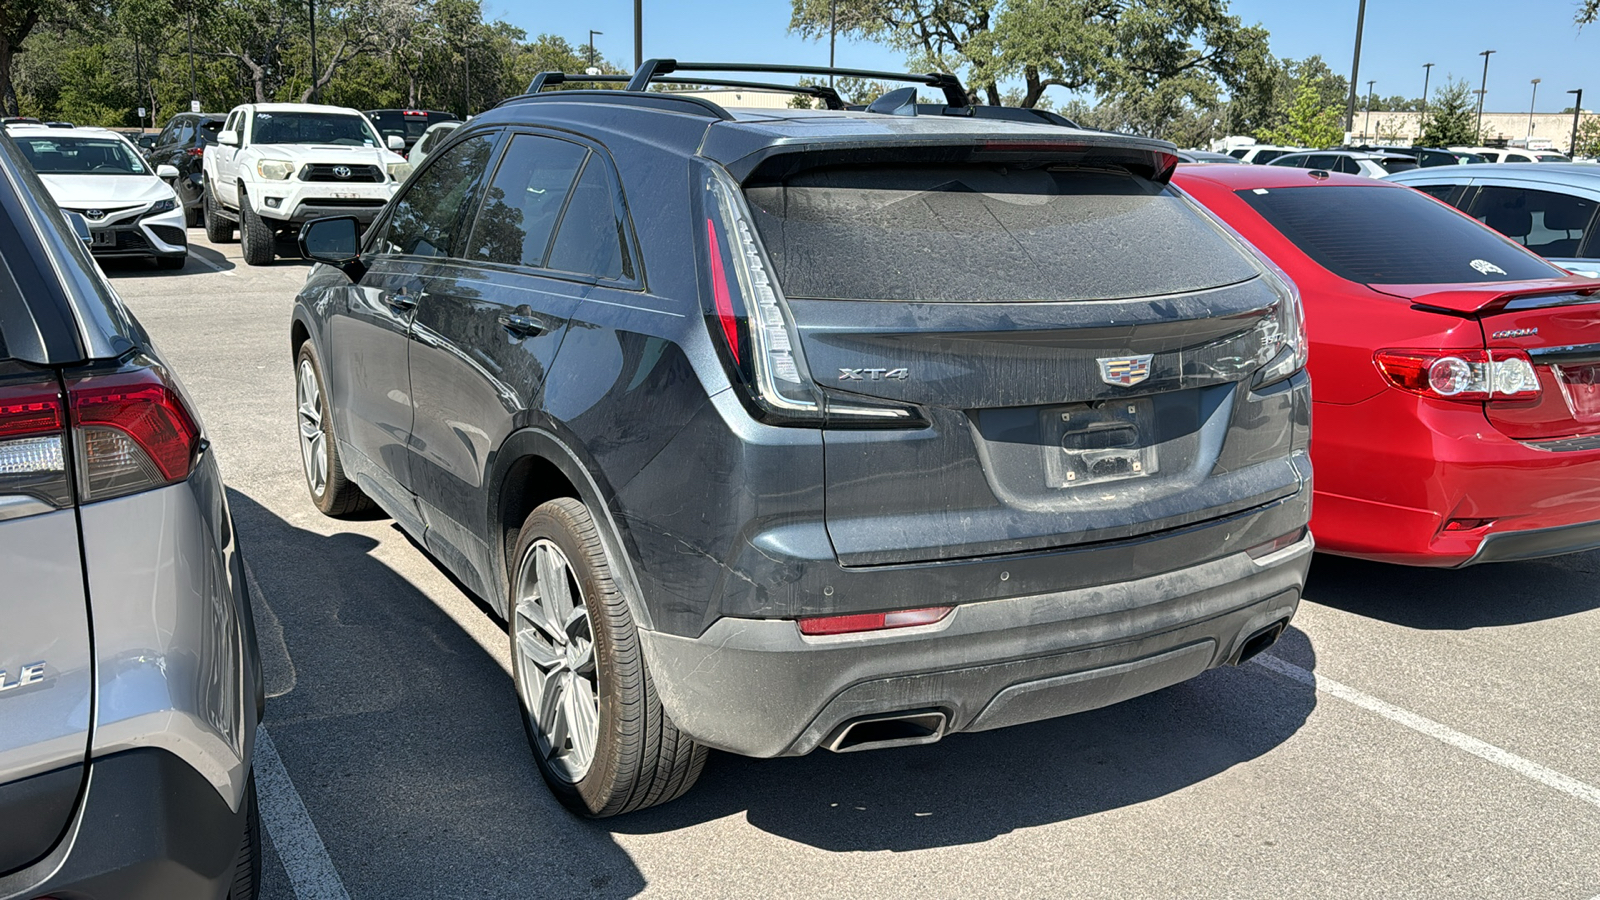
[64,211,91,245]
[217,130,239,146]
[156,164,180,180]
[299,216,365,279]
[386,135,406,151]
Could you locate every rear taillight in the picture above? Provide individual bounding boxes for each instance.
[798,606,954,637]
[700,166,918,427]
[186,146,205,157]
[1374,349,1540,402]
[0,377,71,513]
[67,366,201,501]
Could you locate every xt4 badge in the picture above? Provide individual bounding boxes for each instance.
[1097,354,1154,387]
[839,368,909,381]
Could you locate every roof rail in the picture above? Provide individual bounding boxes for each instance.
[525,71,846,110]
[625,60,969,108]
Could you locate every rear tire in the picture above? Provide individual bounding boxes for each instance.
[295,342,373,517]
[509,498,707,817]
[226,776,261,900]
[239,189,275,266]
[204,182,234,243]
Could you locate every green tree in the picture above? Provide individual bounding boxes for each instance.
[1260,79,1343,148]
[1418,78,1478,147]
[1574,116,1600,158]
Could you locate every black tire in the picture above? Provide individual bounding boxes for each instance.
[186,203,203,228]
[156,253,186,270]
[204,182,234,243]
[227,775,261,900]
[510,498,707,817]
[295,342,373,517]
[239,188,275,266]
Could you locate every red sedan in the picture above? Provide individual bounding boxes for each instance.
[1175,164,1600,566]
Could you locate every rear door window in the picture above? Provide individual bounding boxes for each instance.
[1306,155,1339,170]
[743,165,1259,302]
[1238,184,1562,283]
[383,133,496,258]
[463,133,587,268]
[1467,186,1598,258]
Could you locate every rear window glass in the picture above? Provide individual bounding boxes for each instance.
[1379,158,1419,173]
[743,166,1258,302]
[1238,185,1562,284]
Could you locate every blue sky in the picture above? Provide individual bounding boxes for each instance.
[492,0,1599,112]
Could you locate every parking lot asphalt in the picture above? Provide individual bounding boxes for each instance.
[103,232,1600,899]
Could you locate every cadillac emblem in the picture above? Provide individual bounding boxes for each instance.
[1097,354,1154,387]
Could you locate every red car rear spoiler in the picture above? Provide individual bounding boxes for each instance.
[1394,280,1600,315]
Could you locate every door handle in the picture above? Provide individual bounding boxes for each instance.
[386,291,420,312]
[498,311,546,338]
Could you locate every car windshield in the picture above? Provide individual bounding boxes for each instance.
[1238,184,1563,284]
[744,164,1260,302]
[12,136,147,175]
[252,112,379,147]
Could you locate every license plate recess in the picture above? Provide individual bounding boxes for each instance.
[1043,399,1159,489]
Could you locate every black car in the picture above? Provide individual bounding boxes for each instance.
[364,108,457,156]
[295,61,1312,816]
[148,112,225,225]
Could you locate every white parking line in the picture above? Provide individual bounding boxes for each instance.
[1254,653,1600,810]
[254,728,352,900]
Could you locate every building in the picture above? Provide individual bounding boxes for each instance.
[1348,109,1597,153]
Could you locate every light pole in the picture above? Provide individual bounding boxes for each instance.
[1476,50,1496,142]
[308,0,318,103]
[828,0,837,87]
[588,30,602,70]
[633,0,642,70]
[1571,89,1585,156]
[1421,62,1434,117]
[1364,80,1376,141]
[1345,0,1369,133]
[187,10,196,110]
[1527,78,1541,138]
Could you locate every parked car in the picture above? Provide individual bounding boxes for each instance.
[292,63,1312,816]
[1176,163,1600,566]
[1450,145,1518,163]
[0,129,262,897]
[1345,145,1485,167]
[202,102,409,265]
[406,119,460,169]
[148,111,226,225]
[1176,149,1243,164]
[1384,163,1600,277]
[364,108,458,156]
[1497,148,1572,164]
[1227,144,1305,164]
[6,124,189,269]
[1268,149,1419,177]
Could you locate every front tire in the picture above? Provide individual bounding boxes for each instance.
[239,188,275,266]
[295,342,373,517]
[227,776,261,900]
[510,498,706,817]
[204,181,235,243]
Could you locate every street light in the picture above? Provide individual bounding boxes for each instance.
[1571,89,1585,157]
[829,0,837,87]
[308,0,318,103]
[1364,80,1376,140]
[1527,78,1542,139]
[588,30,603,70]
[1476,50,1496,142]
[1345,0,1369,133]
[634,0,642,70]
[1421,63,1434,117]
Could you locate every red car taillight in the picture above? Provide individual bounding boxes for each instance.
[1374,349,1540,402]
[67,367,201,501]
[186,146,205,157]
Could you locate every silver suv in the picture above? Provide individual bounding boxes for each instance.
[0,131,262,898]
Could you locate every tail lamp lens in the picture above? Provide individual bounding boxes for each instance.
[799,606,954,637]
[69,368,201,501]
[0,380,71,511]
[1374,349,1540,401]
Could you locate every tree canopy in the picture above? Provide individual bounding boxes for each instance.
[1418,78,1478,148]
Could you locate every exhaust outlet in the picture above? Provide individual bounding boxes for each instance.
[825,710,948,753]
[1233,619,1288,665]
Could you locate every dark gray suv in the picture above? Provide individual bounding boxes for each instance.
[291,61,1313,817]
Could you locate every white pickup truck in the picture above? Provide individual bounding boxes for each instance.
[201,103,410,265]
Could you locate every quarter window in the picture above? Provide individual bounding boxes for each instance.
[546,158,629,280]
[463,134,587,268]
[1468,186,1598,259]
[383,133,495,258]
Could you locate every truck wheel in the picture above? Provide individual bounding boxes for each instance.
[509,498,707,817]
[203,183,234,243]
[238,188,275,266]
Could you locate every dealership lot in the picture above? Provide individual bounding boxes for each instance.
[102,235,1600,899]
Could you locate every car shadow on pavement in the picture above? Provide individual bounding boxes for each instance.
[1304,552,1600,629]
[611,628,1318,853]
[227,490,647,900]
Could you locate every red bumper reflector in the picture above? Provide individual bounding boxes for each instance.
[1444,518,1495,532]
[799,606,954,636]
[1247,527,1307,559]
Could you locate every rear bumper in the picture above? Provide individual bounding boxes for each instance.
[638,533,1311,758]
[0,749,248,900]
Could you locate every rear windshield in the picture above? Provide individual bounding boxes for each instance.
[1238,185,1562,284]
[1378,158,1419,173]
[1536,154,1572,163]
[743,165,1259,302]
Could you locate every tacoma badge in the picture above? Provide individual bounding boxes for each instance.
[1097,354,1154,387]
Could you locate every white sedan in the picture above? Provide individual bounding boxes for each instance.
[6,125,189,269]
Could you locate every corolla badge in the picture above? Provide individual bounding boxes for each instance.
[333,165,352,179]
[1471,259,1508,276]
[1097,354,1154,387]
[0,662,46,693]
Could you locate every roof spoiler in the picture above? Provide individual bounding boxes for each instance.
[1403,279,1600,315]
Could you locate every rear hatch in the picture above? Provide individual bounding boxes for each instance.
[732,142,1305,565]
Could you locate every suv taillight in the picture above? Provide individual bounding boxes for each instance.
[67,366,201,501]
[1373,349,1540,402]
[0,377,72,512]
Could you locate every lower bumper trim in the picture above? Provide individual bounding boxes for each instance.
[1464,518,1600,566]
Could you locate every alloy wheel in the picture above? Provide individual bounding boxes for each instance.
[513,539,600,783]
[297,358,327,498]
